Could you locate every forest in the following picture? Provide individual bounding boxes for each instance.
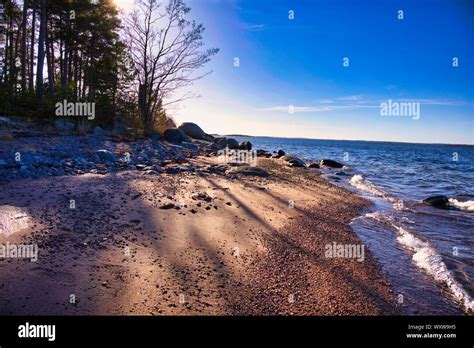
[0,0,218,134]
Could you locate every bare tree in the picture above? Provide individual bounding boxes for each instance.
[123,0,218,134]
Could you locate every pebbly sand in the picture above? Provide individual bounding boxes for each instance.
[0,157,398,315]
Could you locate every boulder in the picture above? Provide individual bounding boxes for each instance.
[239,141,252,151]
[423,195,450,209]
[308,162,320,169]
[92,126,109,137]
[54,119,75,131]
[281,154,302,162]
[214,137,240,150]
[256,149,271,158]
[320,159,344,169]
[95,150,116,163]
[226,166,270,177]
[0,116,19,129]
[178,122,213,141]
[288,158,306,168]
[277,149,285,157]
[163,128,190,143]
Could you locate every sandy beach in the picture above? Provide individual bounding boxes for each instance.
[0,156,398,315]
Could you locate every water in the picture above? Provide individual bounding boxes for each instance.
[235,136,474,315]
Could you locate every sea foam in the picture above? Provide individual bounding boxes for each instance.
[449,198,474,212]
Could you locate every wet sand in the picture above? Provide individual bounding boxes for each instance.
[0,157,398,315]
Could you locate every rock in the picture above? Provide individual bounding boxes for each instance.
[423,195,450,209]
[335,171,347,176]
[226,166,270,177]
[308,162,320,168]
[92,126,109,137]
[0,116,19,129]
[281,154,305,167]
[288,158,306,167]
[178,122,212,141]
[0,159,9,168]
[54,119,75,131]
[159,203,175,210]
[320,159,344,169]
[277,149,285,157]
[163,128,190,143]
[214,137,240,150]
[256,149,271,158]
[95,150,116,163]
[239,141,252,150]
[191,193,213,202]
[165,166,181,174]
[112,125,128,135]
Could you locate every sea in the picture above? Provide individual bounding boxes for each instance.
[234,136,474,315]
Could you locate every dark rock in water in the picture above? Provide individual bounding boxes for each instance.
[423,195,450,209]
[277,149,285,157]
[288,158,306,168]
[320,159,344,168]
[226,166,270,177]
[54,119,75,131]
[163,128,189,143]
[335,171,347,176]
[95,150,116,163]
[239,141,252,150]
[308,162,320,169]
[178,122,213,141]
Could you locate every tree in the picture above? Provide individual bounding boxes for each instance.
[123,0,218,134]
[35,0,45,99]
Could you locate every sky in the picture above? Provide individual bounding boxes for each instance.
[116,0,474,145]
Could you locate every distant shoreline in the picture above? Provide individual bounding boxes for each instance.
[221,134,474,147]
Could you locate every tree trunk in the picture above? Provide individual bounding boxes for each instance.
[45,13,54,96]
[21,0,28,93]
[36,0,46,100]
[29,2,36,93]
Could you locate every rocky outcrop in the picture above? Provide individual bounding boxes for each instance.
[163,128,190,143]
[320,159,344,168]
[239,141,252,150]
[178,122,214,142]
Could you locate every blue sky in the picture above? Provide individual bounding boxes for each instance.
[118,0,474,144]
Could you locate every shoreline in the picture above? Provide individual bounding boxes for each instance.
[0,153,399,315]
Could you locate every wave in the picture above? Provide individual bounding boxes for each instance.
[449,198,474,212]
[350,175,387,198]
[349,175,399,203]
[364,211,474,313]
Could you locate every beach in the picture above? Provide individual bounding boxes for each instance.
[0,152,398,315]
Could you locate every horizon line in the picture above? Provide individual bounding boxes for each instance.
[219,134,474,147]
